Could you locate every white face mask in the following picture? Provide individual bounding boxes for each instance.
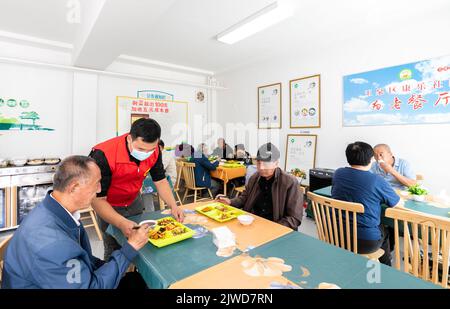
[130,148,155,161]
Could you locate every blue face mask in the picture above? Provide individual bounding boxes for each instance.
[130,148,155,161]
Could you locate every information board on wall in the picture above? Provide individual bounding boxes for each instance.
[116,96,188,146]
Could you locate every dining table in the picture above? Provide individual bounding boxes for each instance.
[210,164,247,196]
[106,199,441,289]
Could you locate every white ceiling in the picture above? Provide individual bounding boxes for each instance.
[0,0,81,43]
[0,0,449,73]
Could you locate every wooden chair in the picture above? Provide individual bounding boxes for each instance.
[307,192,385,261]
[299,185,306,196]
[182,162,213,203]
[234,186,245,197]
[79,207,103,241]
[385,207,450,288]
[0,235,13,284]
[174,160,185,205]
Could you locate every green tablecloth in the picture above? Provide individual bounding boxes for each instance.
[106,211,240,288]
[250,231,439,288]
[313,186,450,227]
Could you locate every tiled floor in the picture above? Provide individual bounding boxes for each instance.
[298,215,318,238]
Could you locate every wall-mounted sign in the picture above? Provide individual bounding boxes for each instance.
[343,55,450,126]
[258,83,282,129]
[290,75,321,128]
[0,98,54,131]
[117,96,188,146]
[137,90,174,101]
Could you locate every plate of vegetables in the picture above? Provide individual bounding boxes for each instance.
[147,217,195,247]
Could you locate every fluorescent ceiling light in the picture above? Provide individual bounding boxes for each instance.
[216,1,293,45]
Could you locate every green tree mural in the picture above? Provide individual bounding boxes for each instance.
[19,111,40,128]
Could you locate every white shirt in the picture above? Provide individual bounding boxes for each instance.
[50,193,81,226]
[162,150,177,185]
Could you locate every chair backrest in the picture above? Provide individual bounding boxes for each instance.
[299,185,306,196]
[385,207,450,288]
[175,160,185,190]
[307,192,364,254]
[182,162,197,189]
[0,235,13,282]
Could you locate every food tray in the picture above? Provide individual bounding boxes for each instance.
[148,217,194,248]
[195,202,244,222]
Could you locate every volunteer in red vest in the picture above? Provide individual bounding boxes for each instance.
[89,118,184,259]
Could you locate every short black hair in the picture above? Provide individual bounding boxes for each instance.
[158,139,165,148]
[345,141,374,166]
[53,156,97,192]
[130,118,161,143]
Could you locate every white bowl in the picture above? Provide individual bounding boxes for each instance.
[237,215,254,226]
[10,159,27,166]
[137,219,157,227]
[411,195,426,202]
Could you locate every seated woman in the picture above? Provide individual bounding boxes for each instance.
[190,144,221,197]
[229,144,252,189]
[331,141,401,266]
[198,143,210,158]
[218,143,303,230]
[142,140,177,211]
[234,144,252,166]
[159,140,177,185]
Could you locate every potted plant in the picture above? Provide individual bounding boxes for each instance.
[407,184,428,202]
[290,168,306,185]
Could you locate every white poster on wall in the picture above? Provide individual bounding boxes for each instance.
[258,83,281,129]
[290,75,321,128]
[116,96,188,147]
[0,63,72,158]
[284,134,317,185]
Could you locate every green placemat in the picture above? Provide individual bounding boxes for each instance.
[107,211,241,288]
[248,231,439,289]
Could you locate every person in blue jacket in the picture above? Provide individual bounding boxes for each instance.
[190,144,221,197]
[1,156,150,289]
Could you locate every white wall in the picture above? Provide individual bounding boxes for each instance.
[216,19,450,195]
[0,41,216,160]
[96,73,210,147]
[0,62,73,158]
[72,72,98,155]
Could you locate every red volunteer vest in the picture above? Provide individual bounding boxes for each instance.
[93,134,159,207]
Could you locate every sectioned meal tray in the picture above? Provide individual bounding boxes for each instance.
[221,163,244,168]
[148,217,194,248]
[195,202,245,222]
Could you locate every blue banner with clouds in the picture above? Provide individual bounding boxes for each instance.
[343,55,450,126]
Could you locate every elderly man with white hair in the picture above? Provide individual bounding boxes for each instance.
[370,143,416,190]
[217,143,303,230]
[2,156,150,289]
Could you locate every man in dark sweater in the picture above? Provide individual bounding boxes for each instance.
[217,143,303,230]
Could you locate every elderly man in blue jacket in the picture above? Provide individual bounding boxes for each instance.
[1,156,150,289]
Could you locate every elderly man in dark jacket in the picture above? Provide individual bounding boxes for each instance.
[217,143,303,230]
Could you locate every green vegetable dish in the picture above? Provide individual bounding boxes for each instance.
[407,184,428,196]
